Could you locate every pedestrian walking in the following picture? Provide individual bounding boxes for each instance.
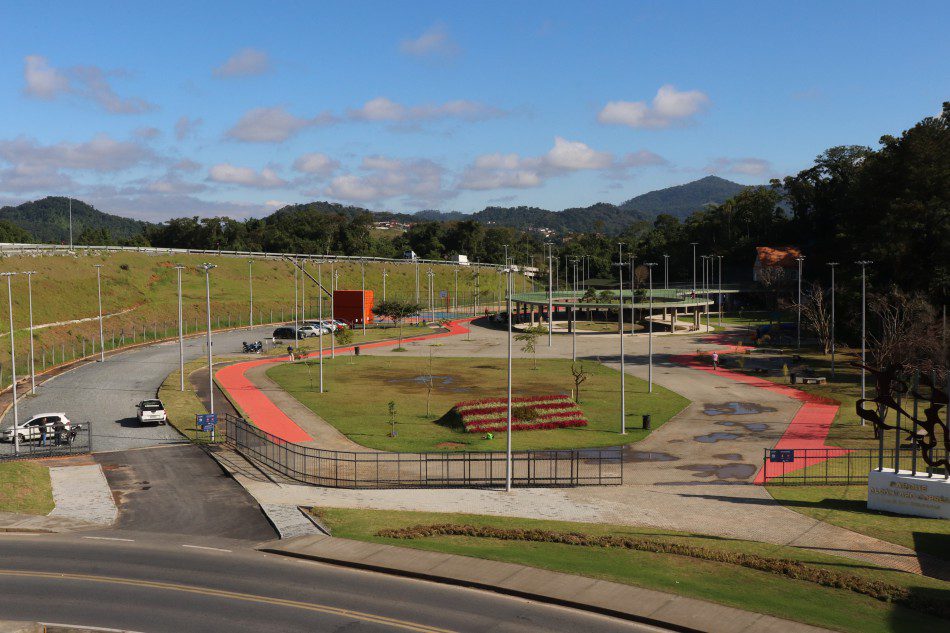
[712,352,719,370]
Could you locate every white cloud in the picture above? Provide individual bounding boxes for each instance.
[22,55,155,114]
[348,97,503,122]
[705,157,773,177]
[208,163,287,188]
[598,85,709,128]
[23,55,69,99]
[459,137,620,191]
[174,116,202,141]
[399,23,459,58]
[324,156,446,206]
[293,153,339,176]
[226,106,336,142]
[213,48,271,77]
[0,134,157,173]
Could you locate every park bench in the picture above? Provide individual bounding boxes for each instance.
[797,376,827,385]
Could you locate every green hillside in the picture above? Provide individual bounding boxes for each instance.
[619,175,748,219]
[0,196,150,243]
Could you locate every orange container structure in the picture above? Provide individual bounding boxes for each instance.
[333,290,374,326]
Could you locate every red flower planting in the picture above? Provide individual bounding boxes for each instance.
[454,394,588,433]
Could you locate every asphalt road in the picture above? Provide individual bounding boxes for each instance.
[0,534,656,633]
[94,444,276,540]
[11,326,276,453]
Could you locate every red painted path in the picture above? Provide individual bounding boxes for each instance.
[215,320,473,442]
[670,335,847,484]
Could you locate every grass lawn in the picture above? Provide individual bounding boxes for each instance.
[0,462,54,514]
[767,484,950,561]
[267,356,689,452]
[315,507,949,633]
[157,358,224,443]
[265,324,435,355]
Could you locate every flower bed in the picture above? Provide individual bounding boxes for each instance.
[453,394,587,433]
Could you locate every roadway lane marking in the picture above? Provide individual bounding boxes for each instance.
[0,569,456,633]
[182,544,232,553]
[81,536,135,542]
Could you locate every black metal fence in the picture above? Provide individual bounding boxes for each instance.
[220,413,622,489]
[0,427,91,461]
[762,447,948,485]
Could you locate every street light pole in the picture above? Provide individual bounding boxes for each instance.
[293,261,299,351]
[505,264,513,492]
[382,268,387,302]
[717,255,723,328]
[318,262,324,393]
[663,254,669,290]
[828,262,838,377]
[360,259,366,335]
[856,260,872,415]
[175,265,184,391]
[331,269,338,359]
[201,263,216,440]
[691,243,698,297]
[22,271,36,395]
[68,198,73,250]
[796,256,805,349]
[546,243,553,347]
[248,260,253,327]
[454,266,458,315]
[94,264,105,362]
[617,243,626,435]
[3,272,20,455]
[646,263,657,392]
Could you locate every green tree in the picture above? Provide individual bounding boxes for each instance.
[372,300,424,350]
[514,325,547,369]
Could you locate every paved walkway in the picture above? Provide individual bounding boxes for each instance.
[263,533,832,633]
[47,464,117,526]
[220,320,944,578]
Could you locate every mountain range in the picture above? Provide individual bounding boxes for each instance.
[0,175,749,243]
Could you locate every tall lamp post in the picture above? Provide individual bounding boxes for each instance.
[94,264,105,362]
[796,256,805,349]
[248,260,254,327]
[382,268,387,302]
[646,262,657,392]
[68,198,73,250]
[175,265,185,391]
[22,271,36,394]
[716,255,723,328]
[293,260,299,351]
[700,255,709,331]
[827,263,838,377]
[3,272,20,455]
[200,263,217,440]
[360,259,366,335]
[317,262,324,393]
[690,243,698,297]
[504,263,514,492]
[663,254,669,290]
[616,243,627,435]
[856,260,873,415]
[546,242,553,347]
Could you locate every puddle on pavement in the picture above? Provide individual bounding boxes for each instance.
[385,375,472,393]
[713,453,744,461]
[703,402,777,416]
[716,421,769,432]
[694,432,740,443]
[625,451,679,462]
[677,463,758,480]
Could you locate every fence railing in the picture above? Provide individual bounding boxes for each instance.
[0,427,91,461]
[762,448,948,485]
[220,413,622,489]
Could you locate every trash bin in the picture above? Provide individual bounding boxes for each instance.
[789,373,796,384]
[643,414,651,430]
[354,346,361,356]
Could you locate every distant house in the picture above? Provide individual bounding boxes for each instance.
[450,254,470,265]
[753,246,802,282]
[403,250,418,260]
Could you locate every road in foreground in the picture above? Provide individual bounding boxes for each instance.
[0,534,656,633]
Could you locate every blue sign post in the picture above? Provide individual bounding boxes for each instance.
[769,449,794,463]
[196,413,218,432]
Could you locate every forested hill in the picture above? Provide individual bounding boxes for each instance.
[0,196,151,243]
[619,175,747,218]
[472,203,647,234]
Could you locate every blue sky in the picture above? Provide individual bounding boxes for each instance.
[0,1,947,220]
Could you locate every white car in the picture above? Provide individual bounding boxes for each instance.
[137,399,167,425]
[298,324,331,337]
[1,413,72,443]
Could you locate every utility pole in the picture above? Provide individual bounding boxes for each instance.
[360,259,366,335]
[663,254,669,290]
[68,198,73,250]
[175,265,185,391]
[616,243,627,435]
[318,262,324,393]
[504,263,513,492]
[828,262,838,377]
[546,242,553,347]
[646,263,657,392]
[796,256,805,349]
[201,263,217,440]
[454,266,458,314]
[717,255,723,327]
[248,260,253,327]
[94,264,105,361]
[22,271,36,394]
[3,272,20,455]
[293,261,299,351]
[856,260,873,415]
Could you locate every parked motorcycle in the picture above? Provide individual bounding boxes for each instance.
[242,341,263,354]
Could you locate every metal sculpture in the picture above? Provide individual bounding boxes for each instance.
[855,362,948,473]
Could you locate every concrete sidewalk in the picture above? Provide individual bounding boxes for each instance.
[262,533,832,633]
